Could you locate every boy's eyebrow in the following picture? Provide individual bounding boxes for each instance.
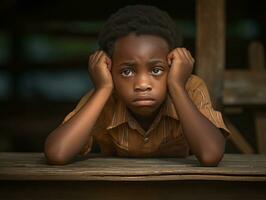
[148,59,166,64]
[117,59,166,66]
[118,60,135,66]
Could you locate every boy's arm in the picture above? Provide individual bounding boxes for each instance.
[169,83,225,167]
[45,50,113,165]
[167,48,225,167]
[44,87,112,165]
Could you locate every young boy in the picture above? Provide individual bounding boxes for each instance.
[44,5,230,166]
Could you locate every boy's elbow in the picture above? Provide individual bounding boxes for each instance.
[44,151,69,165]
[45,154,69,165]
[198,151,224,167]
[44,146,70,165]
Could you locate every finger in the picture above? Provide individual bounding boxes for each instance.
[180,48,190,62]
[172,48,185,62]
[91,51,104,72]
[186,49,195,63]
[89,52,98,66]
[94,51,104,63]
[96,51,107,67]
[89,54,97,69]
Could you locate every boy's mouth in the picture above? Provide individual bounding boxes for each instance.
[132,97,155,106]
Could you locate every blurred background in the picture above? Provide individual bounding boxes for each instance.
[0,0,265,154]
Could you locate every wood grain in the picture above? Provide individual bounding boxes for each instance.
[0,153,266,181]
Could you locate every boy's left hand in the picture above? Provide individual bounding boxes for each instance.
[167,48,194,88]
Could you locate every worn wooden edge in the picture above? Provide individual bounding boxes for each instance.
[1,173,266,182]
[1,167,266,175]
[1,153,266,182]
[1,167,266,181]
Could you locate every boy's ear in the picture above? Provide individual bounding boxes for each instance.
[106,56,112,71]
[167,53,172,66]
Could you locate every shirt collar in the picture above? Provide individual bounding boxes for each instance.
[106,93,179,130]
[106,94,128,130]
[161,93,179,120]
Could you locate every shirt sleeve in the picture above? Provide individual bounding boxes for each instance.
[61,89,96,156]
[189,76,231,138]
[62,89,94,124]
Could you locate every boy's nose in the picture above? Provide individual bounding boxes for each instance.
[134,75,152,92]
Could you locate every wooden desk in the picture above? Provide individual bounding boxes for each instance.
[0,153,266,200]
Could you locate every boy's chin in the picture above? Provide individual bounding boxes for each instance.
[127,105,162,117]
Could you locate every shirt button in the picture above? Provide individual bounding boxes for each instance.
[144,137,149,143]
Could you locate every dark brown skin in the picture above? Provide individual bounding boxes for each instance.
[111,33,169,130]
[167,48,225,166]
[44,33,225,166]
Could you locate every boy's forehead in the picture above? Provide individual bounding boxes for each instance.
[112,33,169,62]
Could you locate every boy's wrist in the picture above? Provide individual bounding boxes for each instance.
[168,81,185,93]
[168,82,186,94]
[96,86,113,95]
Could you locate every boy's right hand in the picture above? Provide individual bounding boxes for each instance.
[88,50,113,91]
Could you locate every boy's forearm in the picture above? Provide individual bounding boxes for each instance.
[168,83,225,166]
[44,87,112,165]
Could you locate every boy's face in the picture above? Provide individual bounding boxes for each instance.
[111,33,170,118]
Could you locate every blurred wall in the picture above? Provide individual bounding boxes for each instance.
[0,0,265,153]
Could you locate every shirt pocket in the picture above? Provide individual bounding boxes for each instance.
[107,127,129,152]
[158,134,189,157]
[108,134,130,157]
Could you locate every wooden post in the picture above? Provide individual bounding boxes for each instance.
[196,0,255,154]
[249,41,266,154]
[249,41,265,72]
[255,113,266,154]
[196,0,225,110]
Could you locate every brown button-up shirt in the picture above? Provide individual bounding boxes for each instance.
[62,75,230,158]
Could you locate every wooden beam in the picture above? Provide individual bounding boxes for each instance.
[196,0,225,109]
[248,41,265,71]
[223,70,266,105]
[224,118,254,154]
[254,113,266,154]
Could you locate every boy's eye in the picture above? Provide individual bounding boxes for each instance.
[121,68,134,77]
[152,67,163,75]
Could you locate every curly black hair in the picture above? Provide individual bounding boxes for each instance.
[98,4,182,57]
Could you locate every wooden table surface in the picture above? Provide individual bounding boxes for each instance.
[1,152,266,181]
[1,153,266,200]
